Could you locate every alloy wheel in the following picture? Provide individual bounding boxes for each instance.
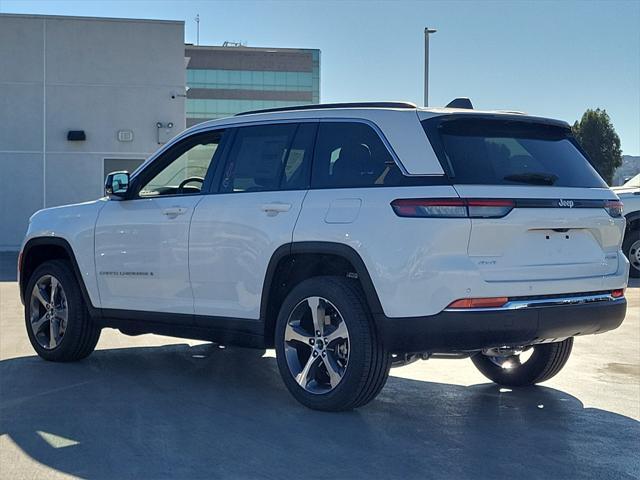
[483,346,533,370]
[29,274,68,349]
[283,296,350,394]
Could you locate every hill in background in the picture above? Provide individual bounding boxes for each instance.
[612,155,640,185]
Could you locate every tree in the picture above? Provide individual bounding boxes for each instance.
[572,109,622,185]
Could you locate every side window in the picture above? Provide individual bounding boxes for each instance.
[139,131,224,197]
[220,123,315,193]
[311,122,401,188]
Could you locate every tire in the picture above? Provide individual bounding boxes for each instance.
[470,338,573,387]
[622,228,640,278]
[275,276,390,411]
[24,259,101,362]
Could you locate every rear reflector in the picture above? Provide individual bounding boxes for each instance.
[447,297,509,309]
[604,200,623,218]
[391,198,514,218]
[611,289,625,298]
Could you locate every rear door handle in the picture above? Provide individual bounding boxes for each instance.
[260,203,292,216]
[162,206,187,218]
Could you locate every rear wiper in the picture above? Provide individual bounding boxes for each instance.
[503,172,558,185]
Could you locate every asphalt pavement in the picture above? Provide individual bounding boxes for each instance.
[1,252,638,479]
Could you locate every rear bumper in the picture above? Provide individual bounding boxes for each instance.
[375,294,626,353]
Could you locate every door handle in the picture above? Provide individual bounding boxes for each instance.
[260,203,292,216]
[162,206,187,218]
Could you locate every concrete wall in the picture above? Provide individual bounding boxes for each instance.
[0,14,186,249]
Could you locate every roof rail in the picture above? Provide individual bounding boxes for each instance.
[235,101,417,116]
[445,98,474,109]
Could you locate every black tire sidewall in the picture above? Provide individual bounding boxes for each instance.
[471,339,573,387]
[24,260,97,361]
[274,276,379,411]
[623,228,640,278]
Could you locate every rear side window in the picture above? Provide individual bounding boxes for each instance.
[311,122,405,188]
[220,123,315,193]
[422,117,606,188]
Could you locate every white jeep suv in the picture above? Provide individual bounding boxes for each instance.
[19,100,629,411]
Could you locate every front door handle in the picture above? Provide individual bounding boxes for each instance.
[162,206,187,218]
[260,203,292,216]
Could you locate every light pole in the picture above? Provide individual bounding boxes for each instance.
[424,27,437,107]
[195,14,200,46]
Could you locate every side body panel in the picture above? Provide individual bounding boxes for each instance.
[189,190,307,319]
[94,196,203,314]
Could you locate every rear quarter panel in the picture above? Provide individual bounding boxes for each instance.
[293,185,473,317]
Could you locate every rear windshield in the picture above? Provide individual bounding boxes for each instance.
[422,117,606,188]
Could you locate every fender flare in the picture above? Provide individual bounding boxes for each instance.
[20,237,97,315]
[259,241,384,323]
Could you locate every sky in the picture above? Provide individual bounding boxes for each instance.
[1,0,639,155]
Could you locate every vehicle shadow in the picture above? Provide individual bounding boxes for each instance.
[1,343,638,479]
[0,252,17,282]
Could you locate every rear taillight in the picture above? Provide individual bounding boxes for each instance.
[604,200,623,218]
[611,289,625,298]
[390,198,466,218]
[391,198,515,218]
[447,297,509,309]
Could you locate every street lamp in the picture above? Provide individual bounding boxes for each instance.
[424,27,437,107]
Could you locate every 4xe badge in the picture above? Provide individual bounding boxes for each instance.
[558,199,574,208]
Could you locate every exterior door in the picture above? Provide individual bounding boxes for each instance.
[189,122,317,320]
[95,130,226,313]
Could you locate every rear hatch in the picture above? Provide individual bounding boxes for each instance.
[421,115,624,283]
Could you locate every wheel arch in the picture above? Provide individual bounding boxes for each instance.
[20,237,96,313]
[625,211,640,232]
[260,241,383,347]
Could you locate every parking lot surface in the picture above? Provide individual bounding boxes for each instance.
[1,252,638,479]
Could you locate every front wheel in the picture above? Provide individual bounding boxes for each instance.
[470,338,573,387]
[275,276,390,411]
[25,260,101,362]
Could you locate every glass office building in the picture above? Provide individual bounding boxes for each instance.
[185,45,320,127]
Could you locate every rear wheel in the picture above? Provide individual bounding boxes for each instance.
[622,228,640,278]
[25,260,101,362]
[275,276,390,411]
[470,338,573,387]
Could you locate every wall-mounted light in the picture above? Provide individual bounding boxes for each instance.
[67,130,86,141]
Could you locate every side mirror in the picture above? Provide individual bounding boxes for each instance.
[105,171,130,199]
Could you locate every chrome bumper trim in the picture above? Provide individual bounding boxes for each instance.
[444,292,624,312]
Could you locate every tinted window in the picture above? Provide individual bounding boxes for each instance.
[281,123,316,190]
[311,122,404,188]
[422,117,606,188]
[220,123,314,193]
[138,131,224,197]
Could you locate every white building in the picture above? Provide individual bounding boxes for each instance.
[0,14,186,249]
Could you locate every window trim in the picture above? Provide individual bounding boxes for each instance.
[176,116,410,178]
